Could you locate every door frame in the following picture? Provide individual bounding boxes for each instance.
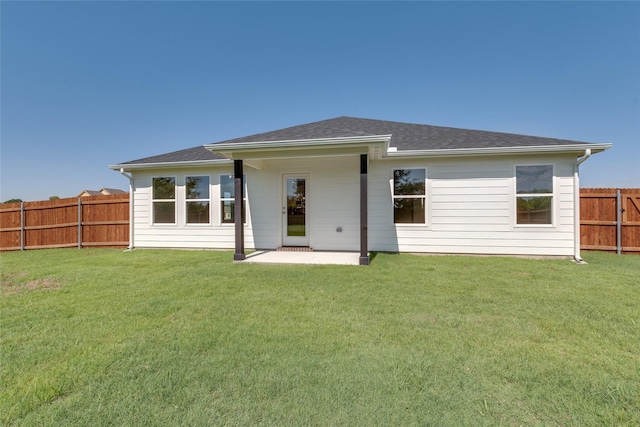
[282,173,310,247]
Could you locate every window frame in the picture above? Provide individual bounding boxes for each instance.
[151,176,177,225]
[391,167,428,226]
[514,163,555,227]
[184,175,211,226]
[219,173,247,226]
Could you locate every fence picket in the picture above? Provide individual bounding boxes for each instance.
[0,194,129,251]
[580,188,640,254]
[2,190,638,253]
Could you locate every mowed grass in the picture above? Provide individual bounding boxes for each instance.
[1,249,638,426]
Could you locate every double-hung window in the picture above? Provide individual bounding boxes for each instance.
[515,165,553,225]
[393,168,426,224]
[152,177,176,224]
[186,176,210,224]
[220,174,246,224]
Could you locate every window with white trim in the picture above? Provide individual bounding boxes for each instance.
[186,176,210,224]
[152,177,176,224]
[220,174,246,224]
[393,168,426,224]
[515,165,553,225]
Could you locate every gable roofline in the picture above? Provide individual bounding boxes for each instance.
[386,143,612,158]
[111,141,612,171]
[205,135,392,160]
[207,116,602,150]
[109,158,231,171]
[111,116,612,168]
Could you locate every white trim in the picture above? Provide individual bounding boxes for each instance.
[111,142,610,171]
[282,173,310,247]
[513,163,555,228]
[218,173,247,226]
[118,169,135,249]
[206,135,391,161]
[110,159,231,171]
[207,135,391,151]
[184,174,212,226]
[385,143,612,158]
[573,149,591,262]
[391,167,428,226]
[151,176,177,226]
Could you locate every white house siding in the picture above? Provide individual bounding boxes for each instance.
[131,166,255,249]
[258,156,361,251]
[368,154,577,256]
[131,156,361,251]
[131,153,577,256]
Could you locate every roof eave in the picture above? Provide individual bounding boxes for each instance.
[206,135,392,160]
[385,143,612,158]
[109,159,232,171]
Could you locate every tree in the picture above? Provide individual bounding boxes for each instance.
[3,199,22,204]
[49,196,60,200]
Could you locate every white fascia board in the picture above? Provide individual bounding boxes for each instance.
[109,159,232,171]
[385,143,612,158]
[206,135,392,158]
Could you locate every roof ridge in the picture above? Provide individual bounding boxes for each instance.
[213,117,350,145]
[114,116,602,166]
[336,116,585,142]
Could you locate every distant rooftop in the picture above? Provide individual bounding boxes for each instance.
[78,188,126,197]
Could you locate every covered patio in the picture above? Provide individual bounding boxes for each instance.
[240,250,361,265]
[206,135,392,266]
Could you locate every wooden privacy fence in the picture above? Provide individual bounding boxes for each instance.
[580,188,640,254]
[0,194,129,251]
[1,190,638,253]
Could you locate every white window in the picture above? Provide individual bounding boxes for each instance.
[393,168,426,224]
[515,165,553,225]
[220,174,246,224]
[186,176,210,224]
[152,177,176,224]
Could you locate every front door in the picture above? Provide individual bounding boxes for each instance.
[282,174,309,246]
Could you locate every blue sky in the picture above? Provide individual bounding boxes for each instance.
[2,1,639,202]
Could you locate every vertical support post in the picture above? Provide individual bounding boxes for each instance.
[78,198,82,249]
[359,153,369,265]
[20,202,25,251]
[233,160,245,261]
[616,189,622,255]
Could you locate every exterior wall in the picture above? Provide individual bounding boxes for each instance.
[130,153,578,256]
[131,165,252,249]
[368,153,577,256]
[130,156,361,251]
[256,156,360,251]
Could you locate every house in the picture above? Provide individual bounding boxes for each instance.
[78,188,126,197]
[110,117,611,264]
[99,188,127,195]
[78,190,104,197]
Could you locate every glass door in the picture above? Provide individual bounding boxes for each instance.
[282,174,309,246]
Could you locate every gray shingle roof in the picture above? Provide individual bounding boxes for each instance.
[120,145,224,165]
[215,116,593,149]
[119,116,594,165]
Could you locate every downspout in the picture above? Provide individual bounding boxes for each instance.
[120,168,134,250]
[573,149,591,264]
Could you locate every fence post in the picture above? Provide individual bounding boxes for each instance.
[20,202,25,251]
[616,189,622,255]
[78,198,82,249]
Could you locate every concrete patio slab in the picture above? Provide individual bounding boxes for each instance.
[240,250,361,265]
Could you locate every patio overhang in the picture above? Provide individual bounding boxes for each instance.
[205,135,391,164]
[213,137,378,265]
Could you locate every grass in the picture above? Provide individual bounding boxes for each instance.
[1,249,638,426]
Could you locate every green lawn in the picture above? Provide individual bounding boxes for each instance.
[1,249,638,426]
